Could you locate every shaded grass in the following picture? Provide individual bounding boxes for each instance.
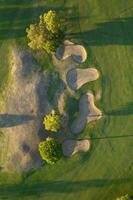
[32,51,55,73]
[0,178,132,199]
[46,72,61,105]
[66,95,79,124]
[68,17,133,45]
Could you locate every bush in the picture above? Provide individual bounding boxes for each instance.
[39,137,62,164]
[116,194,130,200]
[26,10,65,53]
[43,110,61,132]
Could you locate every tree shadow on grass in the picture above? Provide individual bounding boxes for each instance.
[0,178,132,199]
[0,114,35,127]
[68,17,133,45]
[0,0,36,7]
[0,6,76,40]
[105,102,133,116]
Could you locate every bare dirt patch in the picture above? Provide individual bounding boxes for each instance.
[62,139,90,157]
[0,49,51,172]
[71,92,102,134]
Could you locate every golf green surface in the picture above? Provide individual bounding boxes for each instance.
[0,0,133,199]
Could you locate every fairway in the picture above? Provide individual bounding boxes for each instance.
[0,0,133,200]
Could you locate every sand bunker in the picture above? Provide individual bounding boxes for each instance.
[67,68,99,90]
[56,40,87,63]
[71,92,102,134]
[0,49,51,172]
[62,139,90,157]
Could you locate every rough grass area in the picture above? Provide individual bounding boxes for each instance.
[0,0,133,200]
[0,42,11,93]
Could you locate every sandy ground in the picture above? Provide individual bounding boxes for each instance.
[62,139,90,157]
[71,92,102,134]
[67,68,99,90]
[55,40,87,63]
[0,49,51,172]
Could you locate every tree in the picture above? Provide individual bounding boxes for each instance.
[43,110,61,132]
[26,10,65,53]
[116,194,130,200]
[39,137,62,164]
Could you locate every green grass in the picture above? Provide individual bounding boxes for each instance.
[0,0,133,200]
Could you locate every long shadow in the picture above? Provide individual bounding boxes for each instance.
[0,0,36,7]
[0,6,75,40]
[0,114,35,127]
[36,74,51,140]
[68,17,133,45]
[0,178,132,198]
[36,73,68,141]
[77,134,133,141]
[83,102,133,118]
[106,102,133,116]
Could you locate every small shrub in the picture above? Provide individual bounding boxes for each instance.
[116,194,130,200]
[39,137,62,164]
[43,110,61,132]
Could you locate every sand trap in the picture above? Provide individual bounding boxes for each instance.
[67,68,99,90]
[62,139,90,157]
[56,40,87,63]
[71,92,102,134]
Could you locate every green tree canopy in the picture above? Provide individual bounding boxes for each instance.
[39,137,62,164]
[26,10,65,53]
[43,110,61,132]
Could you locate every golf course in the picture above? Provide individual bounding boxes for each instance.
[0,0,133,199]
